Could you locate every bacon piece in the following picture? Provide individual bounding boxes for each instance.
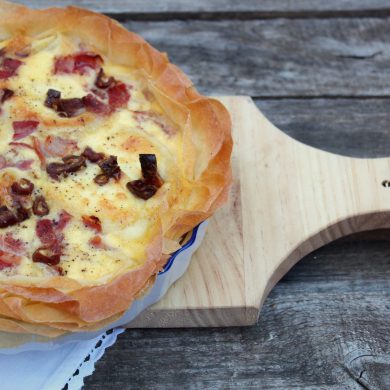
[82,94,109,115]
[88,235,109,250]
[54,56,74,74]
[0,253,20,268]
[54,52,103,75]
[41,211,71,257]
[35,211,72,265]
[0,58,23,80]
[15,45,31,59]
[134,110,177,136]
[108,83,130,109]
[0,157,33,171]
[73,53,103,74]
[0,236,21,267]
[0,156,7,170]
[9,142,34,151]
[36,219,58,246]
[0,156,33,172]
[0,259,14,269]
[12,120,39,140]
[0,233,25,255]
[10,159,34,171]
[44,136,78,158]
[56,210,72,231]
[32,137,46,166]
[36,210,72,248]
[82,215,102,233]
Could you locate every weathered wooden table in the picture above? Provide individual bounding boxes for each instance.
[24,1,390,388]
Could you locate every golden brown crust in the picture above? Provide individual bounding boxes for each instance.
[0,1,232,338]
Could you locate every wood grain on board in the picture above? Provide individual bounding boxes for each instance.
[128,96,390,327]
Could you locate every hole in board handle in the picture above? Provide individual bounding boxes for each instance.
[382,180,390,188]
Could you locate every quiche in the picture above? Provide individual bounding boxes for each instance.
[0,2,232,337]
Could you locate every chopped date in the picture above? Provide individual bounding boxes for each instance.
[62,155,86,173]
[139,154,163,187]
[82,146,104,163]
[95,69,115,89]
[126,180,158,200]
[0,206,19,228]
[46,162,69,180]
[46,155,86,180]
[98,155,121,180]
[11,178,34,196]
[32,247,61,266]
[45,89,85,118]
[94,173,109,186]
[32,196,49,216]
[15,204,29,222]
[57,98,85,118]
[44,88,61,108]
[126,154,163,200]
[0,88,13,104]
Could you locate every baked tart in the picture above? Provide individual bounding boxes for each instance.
[0,1,232,337]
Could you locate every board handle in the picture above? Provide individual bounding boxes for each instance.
[235,97,390,318]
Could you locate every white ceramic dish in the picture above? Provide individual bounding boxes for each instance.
[0,221,208,354]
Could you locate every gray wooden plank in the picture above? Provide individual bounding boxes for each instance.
[16,0,390,16]
[121,18,390,97]
[255,98,390,158]
[83,98,390,389]
[84,239,390,389]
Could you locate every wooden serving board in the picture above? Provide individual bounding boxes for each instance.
[127,96,390,328]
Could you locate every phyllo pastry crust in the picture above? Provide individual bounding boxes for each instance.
[0,1,232,336]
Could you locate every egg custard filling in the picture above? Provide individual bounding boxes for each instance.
[0,33,183,284]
